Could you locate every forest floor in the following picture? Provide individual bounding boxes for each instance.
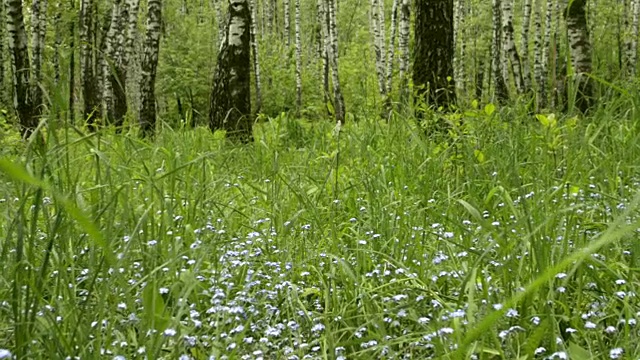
[1,107,640,359]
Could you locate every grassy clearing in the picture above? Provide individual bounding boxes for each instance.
[1,103,640,359]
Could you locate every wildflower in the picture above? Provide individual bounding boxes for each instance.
[534,347,546,355]
[311,323,325,333]
[164,328,177,337]
[585,321,597,329]
[609,348,623,359]
[0,350,12,360]
[506,309,519,318]
[555,273,567,279]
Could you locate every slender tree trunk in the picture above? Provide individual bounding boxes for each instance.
[112,0,130,130]
[327,0,345,123]
[215,0,225,43]
[398,0,410,102]
[542,0,552,108]
[522,0,533,90]
[210,0,253,140]
[378,0,386,80]
[6,0,37,136]
[139,0,162,137]
[385,0,399,95]
[502,0,524,93]
[534,0,546,109]
[413,0,456,109]
[319,0,330,114]
[371,0,386,96]
[81,0,100,128]
[69,0,76,123]
[626,0,640,77]
[54,3,62,86]
[284,0,290,46]
[491,0,509,103]
[456,0,467,97]
[249,0,262,112]
[565,0,593,113]
[0,0,6,106]
[31,0,48,114]
[294,0,302,110]
[103,0,122,124]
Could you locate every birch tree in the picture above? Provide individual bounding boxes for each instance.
[534,0,546,109]
[295,0,302,109]
[210,0,253,140]
[103,0,123,124]
[6,0,37,136]
[492,0,509,103]
[522,0,533,89]
[327,0,345,123]
[413,0,456,109]
[249,0,262,112]
[385,0,399,95]
[502,0,524,93]
[0,0,5,106]
[139,0,163,136]
[565,0,593,113]
[626,0,640,76]
[541,0,552,107]
[81,0,100,128]
[284,0,290,45]
[318,0,330,113]
[371,0,386,96]
[398,0,410,101]
[31,0,48,113]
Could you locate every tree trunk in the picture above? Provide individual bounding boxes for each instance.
[455,0,467,97]
[113,0,131,130]
[31,0,48,115]
[318,0,330,114]
[491,0,509,103]
[284,0,290,45]
[139,0,163,137]
[103,0,122,125]
[327,0,345,123]
[522,0,533,90]
[398,0,410,102]
[294,0,302,110]
[565,0,593,113]
[53,3,62,86]
[626,0,640,77]
[502,0,524,94]
[0,0,6,106]
[413,0,456,109]
[534,0,546,110]
[69,0,76,123]
[370,0,386,97]
[385,0,399,95]
[249,0,262,113]
[81,0,100,129]
[210,0,253,140]
[6,0,37,136]
[541,0,552,108]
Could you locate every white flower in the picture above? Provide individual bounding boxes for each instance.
[604,326,617,334]
[555,273,567,279]
[506,308,519,318]
[164,328,177,337]
[585,321,597,329]
[0,350,12,360]
[609,348,623,359]
[534,347,546,355]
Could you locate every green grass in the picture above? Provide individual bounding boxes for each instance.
[1,101,640,359]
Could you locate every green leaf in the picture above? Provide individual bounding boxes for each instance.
[474,149,486,164]
[484,103,496,116]
[568,342,593,360]
[143,284,169,332]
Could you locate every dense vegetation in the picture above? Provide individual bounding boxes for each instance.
[1,0,640,359]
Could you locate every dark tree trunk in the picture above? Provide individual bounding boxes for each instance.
[565,0,593,113]
[210,0,253,141]
[6,0,38,137]
[81,0,100,130]
[139,0,163,137]
[413,0,456,110]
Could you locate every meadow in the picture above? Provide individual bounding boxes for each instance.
[1,99,640,359]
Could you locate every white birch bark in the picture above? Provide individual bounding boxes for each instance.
[139,0,163,136]
[370,0,386,96]
[566,0,593,112]
[492,0,509,102]
[295,0,302,109]
[627,0,640,76]
[327,0,345,123]
[31,0,48,110]
[319,0,330,110]
[103,0,122,122]
[398,0,410,100]
[501,0,524,93]
[542,0,552,106]
[249,0,263,111]
[385,0,399,95]
[534,0,546,109]
[522,0,533,90]
[284,0,291,45]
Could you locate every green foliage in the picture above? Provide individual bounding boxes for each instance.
[2,99,640,358]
